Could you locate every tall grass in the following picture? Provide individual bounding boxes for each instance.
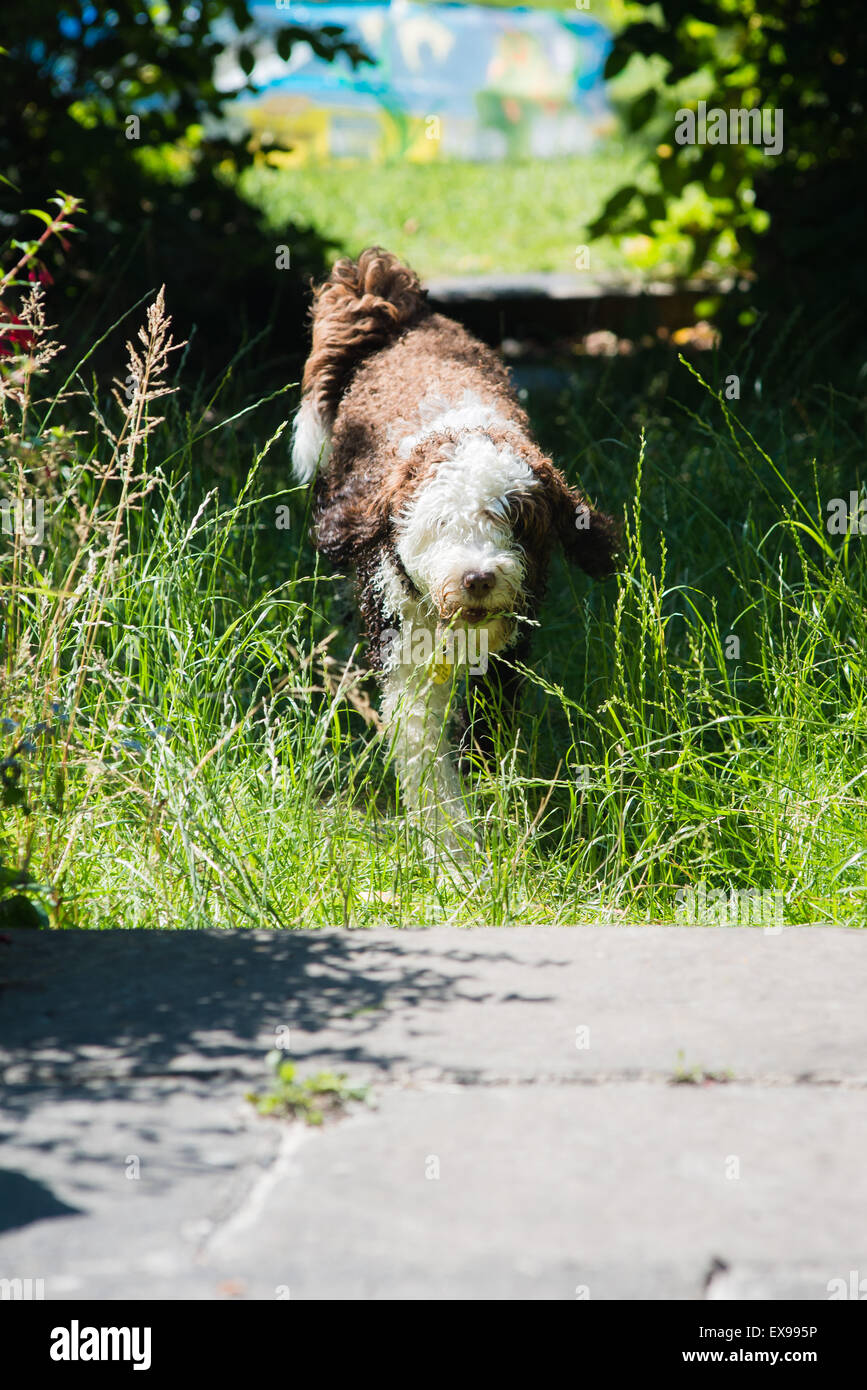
[1,282,865,927]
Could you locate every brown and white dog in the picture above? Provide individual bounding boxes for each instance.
[292,247,617,854]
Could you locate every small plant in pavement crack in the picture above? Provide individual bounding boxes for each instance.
[246,1052,372,1126]
[671,1050,733,1086]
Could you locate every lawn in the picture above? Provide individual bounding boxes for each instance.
[2,287,866,929]
[242,146,647,279]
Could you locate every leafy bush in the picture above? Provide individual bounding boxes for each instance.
[0,2,369,374]
[591,1,867,341]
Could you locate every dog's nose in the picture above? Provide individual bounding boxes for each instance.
[461,570,495,596]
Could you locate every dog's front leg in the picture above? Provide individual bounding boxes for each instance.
[381,657,476,860]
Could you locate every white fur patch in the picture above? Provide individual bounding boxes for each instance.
[373,554,412,627]
[380,660,473,854]
[290,397,331,484]
[396,390,512,459]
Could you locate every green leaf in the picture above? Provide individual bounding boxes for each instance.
[606,183,643,218]
[643,192,668,223]
[589,183,642,237]
[603,47,633,81]
[628,89,658,132]
[23,208,54,226]
[0,895,47,929]
[230,0,250,31]
[659,158,684,195]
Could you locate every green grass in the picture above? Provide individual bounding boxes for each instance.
[2,289,866,929]
[243,147,645,278]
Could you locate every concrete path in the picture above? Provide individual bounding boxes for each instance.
[1,927,865,1300]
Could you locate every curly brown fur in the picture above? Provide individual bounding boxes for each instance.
[302,246,429,426]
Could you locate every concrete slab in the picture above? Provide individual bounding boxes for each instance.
[0,927,864,1299]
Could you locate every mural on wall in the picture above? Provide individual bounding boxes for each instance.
[220,2,613,164]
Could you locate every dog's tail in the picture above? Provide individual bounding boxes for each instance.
[291,247,428,484]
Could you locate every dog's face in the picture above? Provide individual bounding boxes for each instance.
[314,423,619,635]
[394,434,550,653]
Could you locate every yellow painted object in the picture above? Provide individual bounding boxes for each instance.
[405,116,442,163]
[241,95,443,167]
[429,657,452,685]
[241,97,330,167]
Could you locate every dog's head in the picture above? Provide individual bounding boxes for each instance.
[388,428,618,651]
[315,426,618,651]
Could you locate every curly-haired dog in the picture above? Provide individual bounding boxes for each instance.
[292,247,617,854]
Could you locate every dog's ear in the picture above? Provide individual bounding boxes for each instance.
[546,470,620,579]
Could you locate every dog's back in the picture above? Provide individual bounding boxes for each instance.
[291,247,429,485]
[292,247,534,482]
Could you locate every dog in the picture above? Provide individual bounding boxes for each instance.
[291,247,617,856]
